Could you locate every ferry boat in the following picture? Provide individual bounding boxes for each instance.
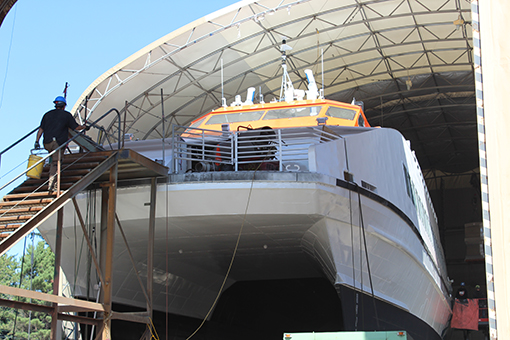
[38,44,452,340]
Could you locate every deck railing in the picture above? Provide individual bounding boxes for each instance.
[170,125,339,174]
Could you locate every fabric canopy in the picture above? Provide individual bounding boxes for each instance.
[72,0,475,174]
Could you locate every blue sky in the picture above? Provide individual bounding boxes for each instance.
[0,0,237,257]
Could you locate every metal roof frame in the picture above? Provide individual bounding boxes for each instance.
[72,0,475,173]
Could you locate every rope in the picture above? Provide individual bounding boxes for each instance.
[147,317,160,340]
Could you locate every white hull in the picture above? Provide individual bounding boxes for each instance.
[38,126,451,338]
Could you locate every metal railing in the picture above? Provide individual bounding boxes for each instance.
[170,125,339,174]
[86,108,122,150]
[0,108,122,194]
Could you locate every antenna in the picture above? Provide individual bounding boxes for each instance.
[63,82,69,99]
[221,59,226,107]
[321,48,324,99]
[279,37,294,102]
[259,86,264,104]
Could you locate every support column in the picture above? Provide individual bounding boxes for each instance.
[50,208,63,340]
[99,186,109,296]
[146,178,156,339]
[102,163,117,340]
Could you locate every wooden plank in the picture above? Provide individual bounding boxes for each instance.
[119,149,168,176]
[0,298,101,326]
[0,285,104,312]
[111,311,149,323]
[58,305,102,313]
[0,152,118,256]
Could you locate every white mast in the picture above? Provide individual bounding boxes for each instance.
[279,38,294,102]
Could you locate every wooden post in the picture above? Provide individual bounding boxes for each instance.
[102,163,117,340]
[56,148,61,196]
[50,208,63,340]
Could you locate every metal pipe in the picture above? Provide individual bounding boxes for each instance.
[0,127,39,156]
[123,101,127,149]
[171,125,175,173]
[0,122,97,192]
[87,108,121,148]
[161,89,165,166]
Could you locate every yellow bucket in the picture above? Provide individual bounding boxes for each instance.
[27,154,43,179]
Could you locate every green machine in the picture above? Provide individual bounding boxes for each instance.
[283,331,408,340]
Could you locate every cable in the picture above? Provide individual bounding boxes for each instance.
[356,186,380,329]
[185,145,270,339]
[349,186,359,331]
[358,188,365,329]
[0,3,17,111]
[185,173,256,339]
[342,136,360,331]
[165,177,169,340]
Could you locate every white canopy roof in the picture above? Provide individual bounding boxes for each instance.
[72,0,474,173]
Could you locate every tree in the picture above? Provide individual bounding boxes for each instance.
[0,236,55,339]
[0,253,19,339]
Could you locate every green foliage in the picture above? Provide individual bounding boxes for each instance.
[0,237,55,339]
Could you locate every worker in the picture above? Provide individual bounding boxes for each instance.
[473,285,484,298]
[454,282,472,340]
[455,282,469,301]
[35,96,87,192]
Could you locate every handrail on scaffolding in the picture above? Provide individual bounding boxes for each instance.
[87,108,122,150]
[0,127,39,157]
[0,108,122,192]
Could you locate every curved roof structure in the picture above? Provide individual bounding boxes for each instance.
[73,0,475,174]
[0,0,16,26]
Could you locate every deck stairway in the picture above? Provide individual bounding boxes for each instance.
[0,148,168,254]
